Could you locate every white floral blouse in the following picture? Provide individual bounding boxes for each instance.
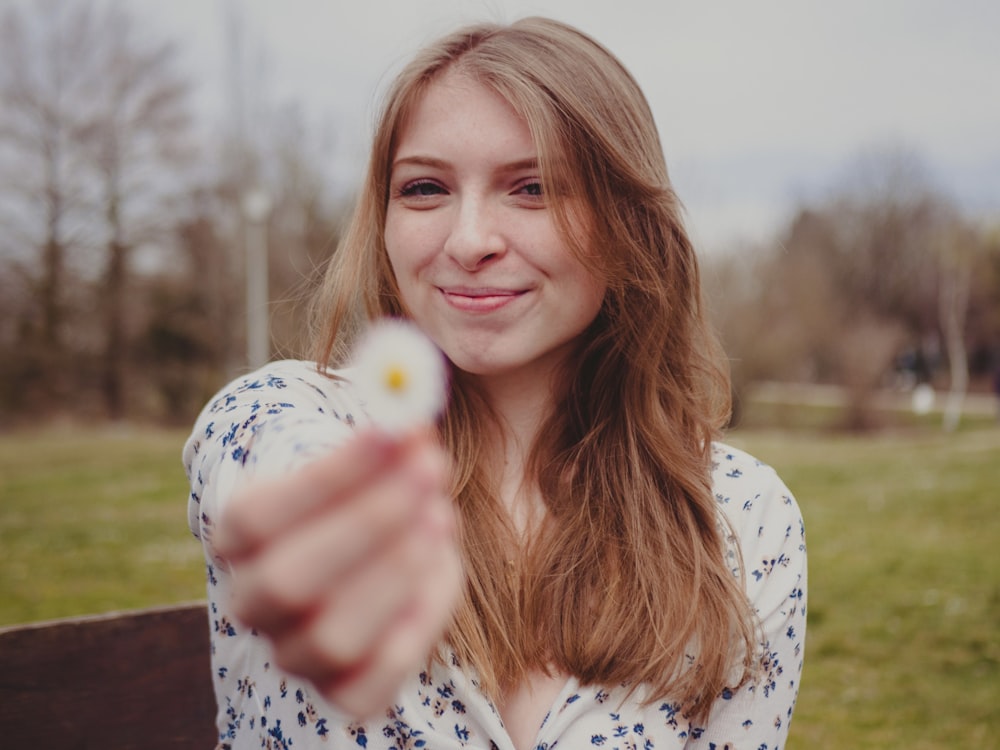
[184,359,807,750]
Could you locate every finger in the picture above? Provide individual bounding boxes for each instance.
[316,534,464,719]
[217,428,434,562]
[316,613,429,720]
[270,511,435,678]
[231,444,448,632]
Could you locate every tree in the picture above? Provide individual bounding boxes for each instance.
[0,0,348,423]
[936,221,1000,430]
[123,7,344,424]
[0,0,195,419]
[816,148,948,338]
[74,3,194,419]
[0,0,99,385]
[707,144,999,430]
[208,6,342,370]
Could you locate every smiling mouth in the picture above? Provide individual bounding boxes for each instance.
[439,287,528,312]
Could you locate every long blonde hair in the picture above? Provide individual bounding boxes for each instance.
[311,17,756,719]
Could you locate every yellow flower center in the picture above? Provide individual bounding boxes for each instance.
[384,364,408,393]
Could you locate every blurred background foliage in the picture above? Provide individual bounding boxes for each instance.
[706,149,1000,431]
[1,0,998,431]
[0,0,343,426]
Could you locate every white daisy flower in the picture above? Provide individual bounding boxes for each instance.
[351,319,448,433]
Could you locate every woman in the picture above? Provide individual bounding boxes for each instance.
[185,17,806,750]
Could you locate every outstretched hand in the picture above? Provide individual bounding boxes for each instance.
[215,428,463,718]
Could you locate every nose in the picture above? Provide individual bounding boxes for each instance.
[443,195,506,271]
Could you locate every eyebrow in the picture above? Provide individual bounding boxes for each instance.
[390,155,540,173]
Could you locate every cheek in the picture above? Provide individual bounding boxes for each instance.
[567,269,608,336]
[384,231,418,300]
[580,279,607,326]
[382,227,413,319]
[383,213,404,274]
[559,251,607,311]
[385,214,436,280]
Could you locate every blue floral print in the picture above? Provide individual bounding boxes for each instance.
[184,360,807,749]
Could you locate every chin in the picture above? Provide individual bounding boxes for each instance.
[448,359,504,378]
[444,353,512,379]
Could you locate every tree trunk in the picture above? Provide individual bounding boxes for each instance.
[41,135,64,350]
[939,254,971,432]
[103,184,127,421]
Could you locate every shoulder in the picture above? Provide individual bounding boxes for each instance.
[185,360,372,454]
[709,441,798,526]
[709,441,806,586]
[183,361,370,544]
[194,359,365,423]
[183,360,368,473]
[184,359,374,464]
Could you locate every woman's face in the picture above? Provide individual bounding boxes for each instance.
[384,70,606,387]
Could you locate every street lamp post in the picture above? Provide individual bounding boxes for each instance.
[242,188,272,371]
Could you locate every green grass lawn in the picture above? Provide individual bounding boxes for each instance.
[0,426,204,624]
[728,426,1000,749]
[1,422,997,746]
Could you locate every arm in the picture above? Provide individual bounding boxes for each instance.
[183,360,462,720]
[183,361,361,565]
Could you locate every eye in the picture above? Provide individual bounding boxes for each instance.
[515,180,544,197]
[398,179,446,198]
[513,179,546,207]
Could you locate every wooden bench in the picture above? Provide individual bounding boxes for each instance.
[0,601,217,748]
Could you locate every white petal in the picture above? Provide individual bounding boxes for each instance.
[350,319,448,433]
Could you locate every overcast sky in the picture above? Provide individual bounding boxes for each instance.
[150,0,1000,254]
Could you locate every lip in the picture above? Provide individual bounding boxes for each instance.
[438,286,528,313]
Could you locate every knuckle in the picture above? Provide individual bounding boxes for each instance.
[313,627,364,670]
[216,504,257,557]
[239,563,309,625]
[273,618,365,686]
[312,602,369,667]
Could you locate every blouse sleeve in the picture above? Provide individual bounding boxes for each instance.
[182,360,366,565]
[686,445,808,750]
[182,361,372,747]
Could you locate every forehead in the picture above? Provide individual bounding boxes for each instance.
[393,69,536,160]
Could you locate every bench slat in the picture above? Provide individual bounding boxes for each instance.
[0,602,216,748]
